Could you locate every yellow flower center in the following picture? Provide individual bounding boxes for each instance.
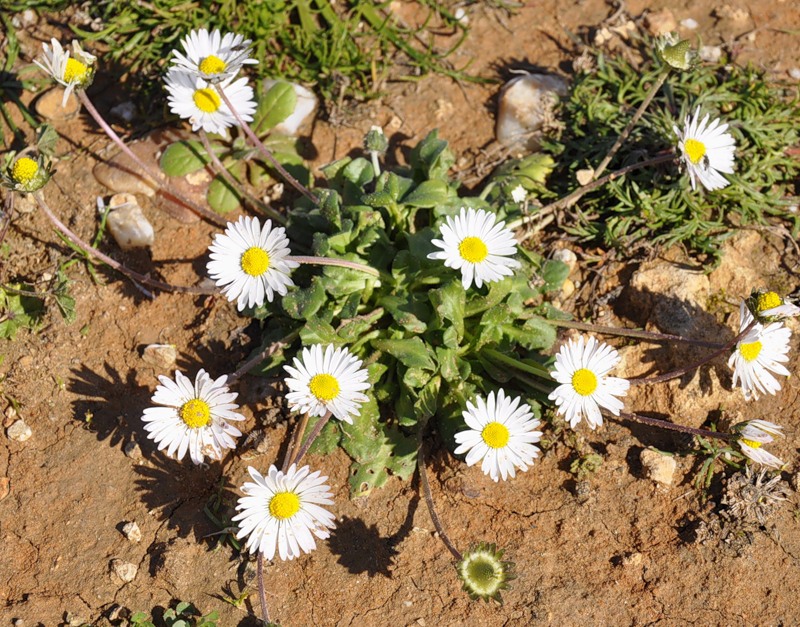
[192,87,222,113]
[240,247,270,276]
[269,491,301,520]
[756,291,781,313]
[63,57,89,83]
[740,438,762,449]
[11,157,39,184]
[458,237,489,263]
[572,368,598,396]
[739,341,762,363]
[481,422,510,449]
[199,55,227,75]
[684,138,706,165]
[179,398,211,428]
[309,373,340,402]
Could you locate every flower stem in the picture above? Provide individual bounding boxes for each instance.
[593,70,669,180]
[291,411,333,467]
[197,129,287,226]
[256,552,271,624]
[214,84,319,206]
[615,410,734,441]
[282,412,311,473]
[418,435,462,561]
[228,330,300,385]
[34,192,216,296]
[481,347,552,379]
[288,255,381,278]
[77,91,227,227]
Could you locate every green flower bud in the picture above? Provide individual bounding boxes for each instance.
[365,125,389,155]
[3,153,52,193]
[656,33,695,71]
[457,542,515,603]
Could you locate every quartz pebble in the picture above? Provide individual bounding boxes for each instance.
[640,449,677,486]
[123,441,143,460]
[7,419,32,442]
[789,68,800,80]
[552,248,578,275]
[142,344,177,370]
[680,18,699,30]
[106,193,155,251]
[109,558,138,583]
[110,101,137,123]
[0,477,9,501]
[496,74,568,151]
[121,521,142,543]
[263,80,318,136]
[699,45,722,63]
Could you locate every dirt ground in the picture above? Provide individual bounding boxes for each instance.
[2,1,800,625]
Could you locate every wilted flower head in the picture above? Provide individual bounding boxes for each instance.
[733,419,785,469]
[655,33,695,71]
[34,39,96,106]
[2,153,51,193]
[457,542,515,603]
[746,289,800,322]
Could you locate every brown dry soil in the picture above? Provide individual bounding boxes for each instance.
[3,1,800,626]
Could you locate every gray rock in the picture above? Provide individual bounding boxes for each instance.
[142,344,177,370]
[109,558,138,583]
[496,74,568,151]
[640,449,677,486]
[121,521,142,543]
[7,419,32,442]
[106,193,155,251]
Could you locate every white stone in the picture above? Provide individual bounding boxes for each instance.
[122,521,142,543]
[106,193,155,250]
[789,68,800,80]
[110,101,137,123]
[552,248,578,274]
[640,449,677,486]
[699,45,722,63]
[496,74,568,150]
[263,80,318,136]
[142,344,177,370]
[680,18,698,30]
[7,420,32,442]
[110,558,138,583]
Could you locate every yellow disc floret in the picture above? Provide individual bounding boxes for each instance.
[63,57,89,83]
[572,368,598,396]
[269,491,301,520]
[481,422,510,449]
[179,398,212,428]
[683,139,707,165]
[240,247,270,276]
[458,237,489,263]
[309,374,340,402]
[192,88,222,113]
[739,341,762,363]
[12,157,39,184]
[740,438,762,449]
[756,291,781,313]
[199,55,226,75]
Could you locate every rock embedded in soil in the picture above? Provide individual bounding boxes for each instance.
[0,477,9,501]
[34,88,81,121]
[121,521,142,543]
[106,193,155,251]
[496,73,568,151]
[640,449,677,486]
[109,558,138,583]
[123,441,143,460]
[142,343,177,370]
[7,419,32,442]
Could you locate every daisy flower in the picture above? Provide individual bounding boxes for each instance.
[428,207,520,290]
[728,301,791,401]
[207,216,298,311]
[34,39,96,106]
[734,420,785,469]
[283,344,370,424]
[141,369,244,465]
[548,335,630,429]
[748,289,800,321]
[3,154,51,193]
[674,107,735,191]
[453,389,542,482]
[170,28,257,84]
[233,464,336,561]
[164,69,256,136]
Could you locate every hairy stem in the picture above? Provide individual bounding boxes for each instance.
[291,411,333,467]
[228,330,300,385]
[287,255,381,278]
[418,436,462,561]
[542,317,725,349]
[256,552,270,624]
[616,410,735,441]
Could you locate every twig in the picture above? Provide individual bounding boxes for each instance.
[418,435,462,561]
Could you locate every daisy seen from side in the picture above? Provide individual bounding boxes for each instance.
[728,301,791,401]
[34,39,96,106]
[453,389,543,482]
[674,106,735,192]
[748,289,800,322]
[233,464,336,561]
[170,28,257,83]
[428,207,520,290]
[734,419,785,469]
[548,335,630,430]
[141,369,244,465]
[164,69,256,136]
[283,344,370,424]
[207,216,298,311]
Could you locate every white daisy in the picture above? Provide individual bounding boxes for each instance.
[548,335,630,430]
[170,28,257,84]
[735,420,785,469]
[141,369,244,465]
[207,216,298,311]
[728,301,791,401]
[453,389,543,482]
[428,207,521,290]
[164,69,256,136]
[750,290,800,321]
[283,344,370,424]
[34,39,96,106]
[674,106,735,191]
[233,464,336,561]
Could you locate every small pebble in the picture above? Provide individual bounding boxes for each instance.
[122,521,142,543]
[789,68,800,80]
[576,168,594,186]
[109,558,138,583]
[106,193,155,250]
[142,344,177,370]
[0,477,9,501]
[680,18,699,30]
[644,8,677,36]
[496,73,568,150]
[7,419,32,442]
[640,449,677,486]
[699,45,723,63]
[552,248,578,274]
[35,87,81,121]
[622,552,643,567]
[110,101,137,123]
[13,619,24,627]
[124,441,143,460]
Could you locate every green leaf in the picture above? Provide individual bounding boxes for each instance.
[410,129,455,180]
[299,317,338,345]
[159,140,210,176]
[414,375,440,420]
[541,259,569,292]
[383,294,429,333]
[430,281,465,339]
[207,173,242,213]
[503,317,557,350]
[400,179,450,208]
[403,367,432,389]
[435,347,460,381]
[342,158,374,187]
[373,337,436,370]
[0,286,44,339]
[282,278,326,319]
[254,81,298,134]
[308,417,341,454]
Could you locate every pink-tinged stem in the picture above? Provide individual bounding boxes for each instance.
[291,411,333,467]
[616,410,735,441]
[288,255,380,277]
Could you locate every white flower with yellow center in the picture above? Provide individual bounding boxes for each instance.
[453,389,542,482]
[750,290,800,321]
[728,301,791,401]
[548,335,630,429]
[141,369,244,465]
[233,464,336,561]
[428,207,521,290]
[207,216,298,311]
[34,39,96,106]
[674,107,735,191]
[164,69,256,137]
[735,420,785,469]
[171,28,257,84]
[3,155,50,193]
[283,344,370,424]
